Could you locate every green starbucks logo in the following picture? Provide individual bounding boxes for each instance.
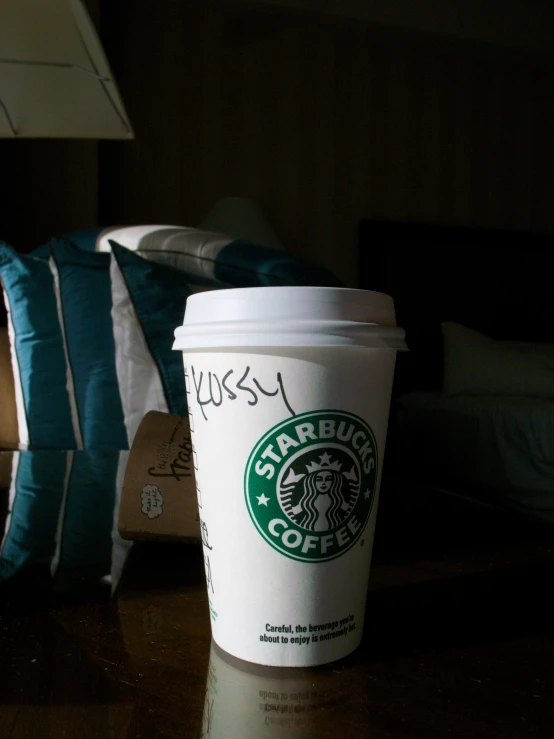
[245,410,378,562]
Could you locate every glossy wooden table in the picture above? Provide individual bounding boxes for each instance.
[1,482,553,738]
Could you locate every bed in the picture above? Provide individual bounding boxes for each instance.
[359,219,554,523]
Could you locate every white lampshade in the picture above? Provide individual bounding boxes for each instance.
[199,197,283,250]
[0,0,133,139]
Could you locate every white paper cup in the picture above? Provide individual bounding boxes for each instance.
[173,286,405,667]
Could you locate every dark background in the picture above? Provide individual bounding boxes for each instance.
[1,0,553,288]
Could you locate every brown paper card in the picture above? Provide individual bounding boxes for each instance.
[118,411,200,542]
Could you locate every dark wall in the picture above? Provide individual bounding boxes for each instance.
[98,1,554,286]
[0,140,99,252]
[1,0,553,287]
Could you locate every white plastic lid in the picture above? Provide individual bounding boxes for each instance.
[173,286,406,350]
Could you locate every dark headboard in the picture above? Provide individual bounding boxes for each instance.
[359,220,554,394]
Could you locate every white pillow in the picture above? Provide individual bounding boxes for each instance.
[441,322,554,398]
[110,254,170,445]
[96,225,231,278]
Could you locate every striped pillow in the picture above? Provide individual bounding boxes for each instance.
[97,225,342,288]
[0,452,67,582]
[49,241,128,449]
[0,241,77,449]
[1,450,127,589]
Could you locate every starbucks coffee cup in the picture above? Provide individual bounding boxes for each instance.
[173,286,405,667]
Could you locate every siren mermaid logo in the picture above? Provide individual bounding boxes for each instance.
[245,410,378,562]
[279,450,358,532]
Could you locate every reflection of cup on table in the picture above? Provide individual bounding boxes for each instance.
[173,287,405,667]
[202,640,353,739]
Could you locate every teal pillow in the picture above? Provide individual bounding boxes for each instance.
[0,241,77,449]
[49,241,128,449]
[31,228,103,258]
[61,227,103,252]
[0,452,66,581]
[52,450,119,587]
